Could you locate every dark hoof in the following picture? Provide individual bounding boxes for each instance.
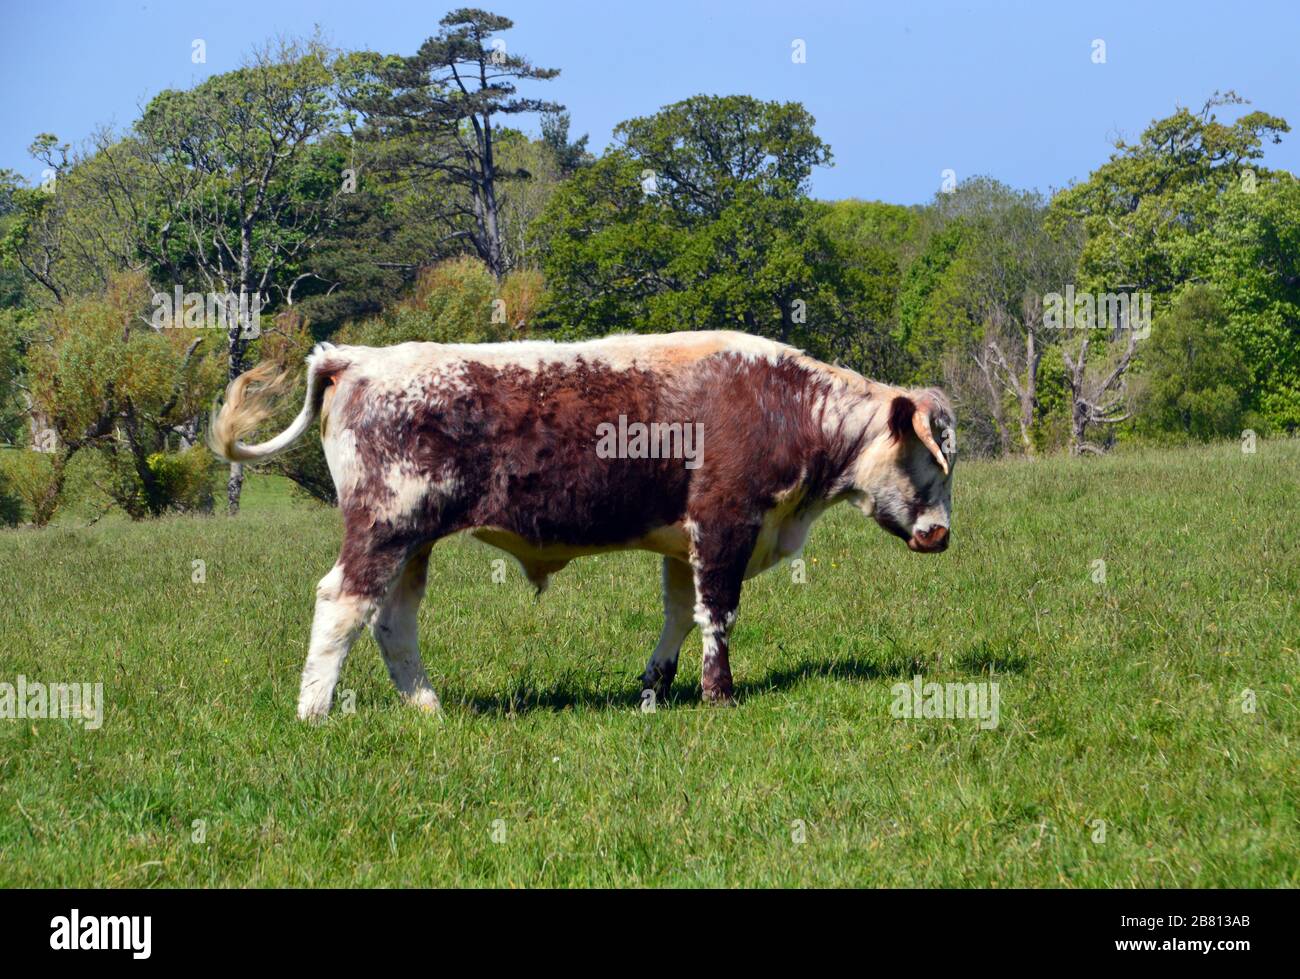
[640,672,675,709]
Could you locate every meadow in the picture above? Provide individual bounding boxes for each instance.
[0,440,1296,887]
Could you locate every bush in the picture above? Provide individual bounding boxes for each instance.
[0,468,21,527]
[340,256,514,347]
[1141,286,1253,441]
[0,449,59,526]
[498,268,546,333]
[147,446,214,513]
[25,271,226,519]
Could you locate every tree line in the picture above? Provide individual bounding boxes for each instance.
[1,8,1296,525]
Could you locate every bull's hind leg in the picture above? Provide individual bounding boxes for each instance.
[373,543,441,713]
[296,540,406,721]
[640,557,696,703]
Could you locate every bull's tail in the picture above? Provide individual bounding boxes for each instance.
[208,343,342,463]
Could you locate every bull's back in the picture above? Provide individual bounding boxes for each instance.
[326,330,821,549]
[451,355,694,545]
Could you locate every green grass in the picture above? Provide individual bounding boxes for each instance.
[0,441,1296,887]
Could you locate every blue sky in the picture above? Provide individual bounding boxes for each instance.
[3,0,1298,204]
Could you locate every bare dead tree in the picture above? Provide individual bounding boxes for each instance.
[971,292,1047,454]
[939,179,1081,457]
[941,348,1008,458]
[1062,325,1139,455]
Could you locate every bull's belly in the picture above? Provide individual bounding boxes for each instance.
[470,523,691,592]
[471,492,826,590]
[471,523,690,562]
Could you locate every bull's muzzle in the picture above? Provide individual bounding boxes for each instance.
[908,525,949,553]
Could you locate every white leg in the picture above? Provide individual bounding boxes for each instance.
[640,557,697,698]
[297,564,377,721]
[373,547,440,712]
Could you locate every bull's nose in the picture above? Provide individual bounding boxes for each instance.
[908,525,949,552]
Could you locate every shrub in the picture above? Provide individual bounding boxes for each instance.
[339,256,515,347]
[0,449,59,526]
[147,446,215,513]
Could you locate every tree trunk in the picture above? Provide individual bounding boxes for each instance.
[227,231,254,515]
[480,117,505,280]
[1017,330,1040,455]
[226,325,247,514]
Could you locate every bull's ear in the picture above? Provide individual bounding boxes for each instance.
[888,395,917,443]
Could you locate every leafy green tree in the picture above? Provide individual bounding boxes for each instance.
[340,8,563,278]
[1050,92,1297,431]
[539,95,896,368]
[540,111,591,177]
[1050,91,1288,296]
[0,170,36,450]
[612,95,831,219]
[26,271,223,519]
[1190,175,1300,429]
[1142,286,1252,439]
[2,137,148,304]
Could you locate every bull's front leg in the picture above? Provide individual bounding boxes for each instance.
[690,519,760,705]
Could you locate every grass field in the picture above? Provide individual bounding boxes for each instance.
[0,440,1296,887]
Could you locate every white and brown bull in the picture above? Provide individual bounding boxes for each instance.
[209,330,955,720]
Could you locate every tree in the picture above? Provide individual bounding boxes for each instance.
[1142,286,1252,439]
[538,96,884,367]
[1190,175,1300,430]
[1049,92,1297,431]
[26,271,223,519]
[340,8,563,278]
[2,137,145,304]
[0,170,35,448]
[612,95,831,220]
[898,179,1081,455]
[1062,324,1140,455]
[540,111,591,177]
[129,38,341,512]
[492,128,565,272]
[12,40,344,513]
[1050,91,1288,297]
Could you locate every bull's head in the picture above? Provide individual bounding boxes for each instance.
[852,389,955,553]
